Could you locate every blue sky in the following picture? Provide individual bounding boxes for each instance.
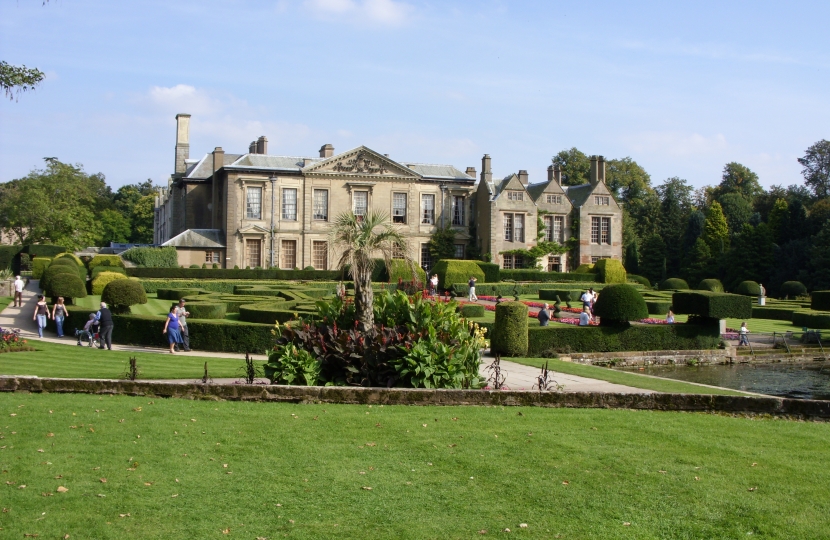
[1,0,828,191]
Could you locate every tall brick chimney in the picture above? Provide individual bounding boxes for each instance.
[465,166,476,178]
[256,136,268,155]
[518,170,528,186]
[589,155,606,186]
[212,147,224,172]
[319,144,334,158]
[249,141,257,154]
[174,113,191,175]
[548,164,562,184]
[481,154,492,184]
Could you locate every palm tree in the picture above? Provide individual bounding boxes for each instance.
[330,211,416,331]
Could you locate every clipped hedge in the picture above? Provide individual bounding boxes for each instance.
[475,262,500,283]
[91,271,128,295]
[526,323,721,355]
[539,289,580,302]
[53,252,84,267]
[433,260,485,291]
[121,246,179,268]
[672,291,753,320]
[780,281,807,299]
[383,259,426,283]
[91,265,127,280]
[491,301,528,357]
[156,288,210,301]
[32,257,52,279]
[101,279,147,313]
[186,302,227,320]
[734,281,761,296]
[792,311,830,330]
[238,302,313,325]
[646,300,672,315]
[627,274,651,288]
[0,245,23,273]
[46,272,87,301]
[456,282,606,298]
[594,258,626,284]
[752,306,797,321]
[459,304,485,318]
[39,264,76,292]
[88,254,126,269]
[812,291,830,311]
[24,245,66,258]
[126,267,342,281]
[500,269,599,283]
[698,279,724,293]
[50,257,86,280]
[592,284,648,324]
[574,263,595,273]
[659,278,689,291]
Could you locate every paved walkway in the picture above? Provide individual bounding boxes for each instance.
[1,281,650,393]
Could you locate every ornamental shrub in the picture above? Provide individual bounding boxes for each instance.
[592,284,648,325]
[526,323,720,355]
[24,245,66,258]
[698,279,724,293]
[498,270,599,283]
[659,278,689,291]
[646,300,672,315]
[780,281,807,299]
[672,291,752,320]
[185,302,227,320]
[239,301,312,324]
[433,260,485,291]
[0,245,23,273]
[734,281,762,296]
[627,274,652,288]
[53,252,84,267]
[539,289,580,302]
[812,291,830,311]
[31,257,52,279]
[574,263,596,273]
[752,306,797,321]
[91,271,128,295]
[475,262,500,282]
[126,267,342,281]
[46,272,87,301]
[101,279,147,314]
[594,258,627,284]
[491,301,528,357]
[49,257,86,280]
[189,264,200,269]
[88,254,125,269]
[157,288,208,301]
[792,311,830,329]
[121,246,179,268]
[384,259,426,283]
[459,303,485,318]
[91,265,127,280]
[39,264,76,292]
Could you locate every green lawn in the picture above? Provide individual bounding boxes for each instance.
[0,295,12,312]
[505,357,747,395]
[73,294,251,324]
[0,341,263,380]
[1,393,828,538]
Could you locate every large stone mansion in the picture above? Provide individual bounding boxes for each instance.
[154,114,622,271]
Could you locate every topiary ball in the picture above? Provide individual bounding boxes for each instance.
[46,272,87,302]
[780,281,807,299]
[697,279,724,293]
[491,301,528,357]
[659,278,689,291]
[592,284,648,325]
[102,279,147,314]
[91,265,127,280]
[91,271,128,295]
[40,264,77,293]
[734,281,761,296]
[459,303,485,318]
[627,274,652,288]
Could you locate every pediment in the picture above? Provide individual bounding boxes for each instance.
[302,146,422,179]
[238,225,270,235]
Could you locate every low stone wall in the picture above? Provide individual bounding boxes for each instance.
[1,376,828,419]
[558,349,732,367]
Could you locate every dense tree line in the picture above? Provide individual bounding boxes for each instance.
[552,140,830,294]
[0,158,157,250]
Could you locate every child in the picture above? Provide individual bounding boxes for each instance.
[739,322,749,346]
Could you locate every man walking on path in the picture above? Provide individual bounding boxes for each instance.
[13,275,24,307]
[175,298,191,352]
[468,276,478,302]
[97,302,114,350]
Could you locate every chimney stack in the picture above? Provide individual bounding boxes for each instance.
[319,144,334,158]
[249,141,257,154]
[212,147,225,172]
[174,113,191,175]
[597,155,606,184]
[481,154,492,184]
[465,166,476,178]
[589,155,599,186]
[554,164,562,185]
[256,136,268,155]
[518,170,528,186]
[547,165,554,183]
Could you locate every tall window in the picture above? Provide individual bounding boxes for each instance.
[313,189,328,221]
[452,196,465,226]
[420,244,432,271]
[514,214,524,242]
[246,239,261,268]
[312,241,328,269]
[421,194,435,224]
[595,196,610,206]
[246,187,262,219]
[503,213,513,241]
[281,240,297,269]
[591,216,611,244]
[353,191,368,219]
[545,215,564,242]
[392,192,407,224]
[282,188,297,220]
[454,244,465,258]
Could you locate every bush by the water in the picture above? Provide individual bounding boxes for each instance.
[780,281,807,299]
[812,291,830,311]
[659,278,689,291]
[594,258,627,284]
[698,279,724,293]
[734,281,762,296]
[792,310,830,330]
[672,291,752,320]
[491,301,528,356]
[121,246,179,268]
[46,272,87,301]
[592,284,648,325]
[101,279,147,313]
[91,271,128,295]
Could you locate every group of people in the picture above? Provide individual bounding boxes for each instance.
[32,293,70,338]
[163,299,191,354]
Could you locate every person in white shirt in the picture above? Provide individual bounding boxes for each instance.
[13,275,24,307]
[579,311,591,326]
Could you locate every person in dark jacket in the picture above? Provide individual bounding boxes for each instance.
[97,302,114,350]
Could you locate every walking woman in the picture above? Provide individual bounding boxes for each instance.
[162,305,184,354]
[52,297,69,337]
[32,295,51,338]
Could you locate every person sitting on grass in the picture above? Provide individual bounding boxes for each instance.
[578,309,592,326]
[666,309,675,324]
[162,304,184,354]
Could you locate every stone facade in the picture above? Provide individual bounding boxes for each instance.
[155,115,623,271]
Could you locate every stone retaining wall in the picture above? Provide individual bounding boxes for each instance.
[557,347,829,367]
[1,376,828,419]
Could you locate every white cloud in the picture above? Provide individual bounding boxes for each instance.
[147,84,222,116]
[622,131,728,158]
[303,0,413,25]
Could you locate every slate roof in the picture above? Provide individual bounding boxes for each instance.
[525,180,551,202]
[185,154,242,179]
[564,183,595,207]
[401,163,474,182]
[230,154,323,171]
[161,229,225,249]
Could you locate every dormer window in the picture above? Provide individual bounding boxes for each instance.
[507,191,524,201]
[546,194,562,204]
[595,196,610,206]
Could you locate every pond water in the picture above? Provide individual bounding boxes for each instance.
[623,363,830,401]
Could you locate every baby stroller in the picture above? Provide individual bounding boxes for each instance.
[75,325,101,348]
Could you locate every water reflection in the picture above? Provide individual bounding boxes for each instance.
[624,363,830,401]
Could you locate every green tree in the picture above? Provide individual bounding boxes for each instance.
[713,162,763,202]
[725,223,775,290]
[624,241,639,275]
[607,157,660,244]
[808,198,830,235]
[655,177,693,277]
[331,211,413,331]
[718,192,753,236]
[97,209,131,245]
[638,234,666,285]
[767,198,789,244]
[130,194,157,244]
[703,201,729,254]
[683,237,713,286]
[798,139,830,198]
[551,147,590,186]
[808,220,830,290]
[427,225,458,262]
[0,61,44,101]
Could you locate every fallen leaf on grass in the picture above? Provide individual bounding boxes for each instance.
[519,524,528,528]
[694,476,700,481]
[222,528,230,534]
[562,481,569,485]
[503,528,511,533]
[63,535,69,539]
[18,485,26,489]
[623,522,631,526]
[23,534,38,538]
[190,419,197,422]
[97,494,106,498]
[144,482,153,486]
[478,530,487,534]
[362,486,372,490]
[56,486,68,493]
[288,520,295,524]
[132,407,141,412]
[54,475,62,479]
[119,513,131,518]
[9,414,15,417]
[119,419,124,423]
[41,492,53,497]
[748,487,758,492]
[46,433,54,438]
[448,444,457,448]
[359,471,366,475]
[659,470,667,474]
[100,478,107,483]
[751,463,757,467]
[171,494,178,498]
[92,467,100,470]
[223,464,228,468]
[37,449,44,453]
